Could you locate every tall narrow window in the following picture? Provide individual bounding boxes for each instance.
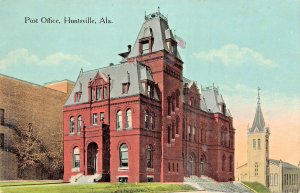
[172,95,175,112]
[126,109,132,129]
[146,145,153,168]
[258,139,261,149]
[150,112,155,130]
[0,133,4,150]
[176,117,179,135]
[92,113,98,125]
[188,125,191,141]
[103,87,107,99]
[120,143,128,167]
[96,87,101,100]
[172,122,175,139]
[100,112,105,122]
[70,116,75,133]
[117,110,122,130]
[176,91,179,108]
[77,116,82,133]
[222,155,226,171]
[167,98,171,116]
[253,139,256,149]
[147,84,151,97]
[144,110,149,129]
[73,147,80,168]
[167,127,171,143]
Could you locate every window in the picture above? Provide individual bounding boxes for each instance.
[172,122,175,139]
[274,174,278,186]
[258,139,261,149]
[167,98,171,116]
[122,83,129,94]
[146,145,153,168]
[147,84,151,97]
[254,162,259,176]
[142,42,149,54]
[150,112,155,130]
[167,127,171,143]
[168,162,171,171]
[96,87,102,100]
[117,111,122,130]
[192,127,195,142]
[176,91,179,108]
[92,113,98,125]
[74,92,82,102]
[120,144,128,167]
[222,155,226,171]
[103,87,107,99]
[0,133,4,149]
[91,88,95,101]
[177,163,179,172]
[253,139,256,149]
[77,116,82,133]
[100,112,105,122]
[172,95,175,112]
[70,117,75,133]
[176,117,179,135]
[126,109,132,129]
[144,110,149,129]
[188,125,191,141]
[270,173,273,185]
[73,147,80,168]
[173,162,175,171]
[147,177,154,182]
[119,177,128,183]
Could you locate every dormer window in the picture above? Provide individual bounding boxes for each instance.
[96,87,102,100]
[74,92,82,102]
[142,41,150,54]
[122,83,130,94]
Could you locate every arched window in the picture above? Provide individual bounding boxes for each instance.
[117,110,122,130]
[222,154,226,171]
[270,173,273,186]
[70,117,75,133]
[150,112,155,130]
[172,94,175,111]
[77,116,82,133]
[176,90,180,108]
[229,155,233,172]
[167,126,171,143]
[274,173,278,186]
[126,109,132,129]
[120,143,128,167]
[200,154,206,175]
[73,147,80,168]
[172,122,175,139]
[144,110,149,129]
[146,145,153,168]
[176,117,179,135]
[189,154,195,175]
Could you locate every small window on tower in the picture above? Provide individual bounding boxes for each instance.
[0,133,4,150]
[142,42,150,54]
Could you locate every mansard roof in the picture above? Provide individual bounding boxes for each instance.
[127,12,182,61]
[64,62,159,106]
[182,77,232,117]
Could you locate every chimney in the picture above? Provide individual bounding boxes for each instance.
[128,45,132,53]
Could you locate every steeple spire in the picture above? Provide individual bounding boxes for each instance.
[249,87,266,133]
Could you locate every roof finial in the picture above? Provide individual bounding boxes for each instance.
[158,6,160,13]
[257,87,261,105]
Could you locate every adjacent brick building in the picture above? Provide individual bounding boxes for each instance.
[0,74,74,179]
[63,11,235,183]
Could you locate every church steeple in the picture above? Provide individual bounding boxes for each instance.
[249,87,266,133]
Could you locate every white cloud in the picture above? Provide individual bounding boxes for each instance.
[0,48,90,70]
[192,44,278,68]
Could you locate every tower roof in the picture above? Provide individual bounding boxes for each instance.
[249,88,267,133]
[127,11,182,61]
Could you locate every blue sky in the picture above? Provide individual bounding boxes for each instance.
[0,0,299,164]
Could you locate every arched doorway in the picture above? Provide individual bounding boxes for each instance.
[189,154,195,176]
[200,154,206,176]
[87,142,98,175]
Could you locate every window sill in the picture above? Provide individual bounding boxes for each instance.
[166,143,171,147]
[69,133,75,136]
[77,132,81,135]
[118,167,128,171]
[175,134,179,138]
[171,138,175,142]
[146,168,154,172]
[71,168,80,172]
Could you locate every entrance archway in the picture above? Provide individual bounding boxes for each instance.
[87,142,98,175]
[189,154,195,176]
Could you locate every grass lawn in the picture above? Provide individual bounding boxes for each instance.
[0,182,196,193]
[243,182,271,193]
[0,181,62,187]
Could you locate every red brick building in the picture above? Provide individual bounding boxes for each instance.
[63,11,235,183]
